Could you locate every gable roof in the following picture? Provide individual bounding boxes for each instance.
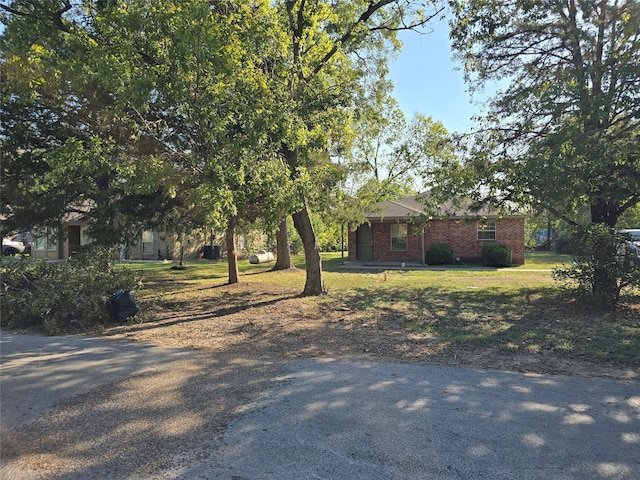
[366,194,527,221]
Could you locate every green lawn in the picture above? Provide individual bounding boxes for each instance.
[124,251,639,367]
[518,251,575,267]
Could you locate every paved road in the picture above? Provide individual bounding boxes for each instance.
[2,333,639,479]
[0,331,197,433]
[167,358,640,480]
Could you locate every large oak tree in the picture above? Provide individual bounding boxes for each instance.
[427,0,640,306]
[270,0,444,295]
[437,0,640,226]
[2,1,292,285]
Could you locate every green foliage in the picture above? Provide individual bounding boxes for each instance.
[553,231,581,255]
[1,0,445,296]
[1,248,142,334]
[270,0,444,295]
[482,243,512,267]
[289,236,303,256]
[440,1,640,227]
[344,79,455,225]
[552,225,640,309]
[426,244,454,265]
[277,214,343,255]
[618,204,640,229]
[524,212,556,250]
[436,0,640,305]
[310,216,341,252]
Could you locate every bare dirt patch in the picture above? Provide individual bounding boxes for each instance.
[2,279,637,478]
[102,281,638,381]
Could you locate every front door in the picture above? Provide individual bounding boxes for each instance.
[68,226,81,256]
[356,224,373,261]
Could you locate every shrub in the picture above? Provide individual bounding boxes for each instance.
[289,236,303,255]
[482,243,512,267]
[552,224,640,309]
[1,247,142,334]
[426,244,454,265]
[553,231,581,254]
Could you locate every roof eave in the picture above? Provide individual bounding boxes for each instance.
[366,213,528,221]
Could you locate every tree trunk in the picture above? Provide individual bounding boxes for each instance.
[590,201,619,227]
[592,265,621,308]
[272,217,293,270]
[226,216,239,284]
[292,206,325,296]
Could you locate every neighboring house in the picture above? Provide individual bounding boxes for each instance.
[348,194,526,266]
[30,210,90,261]
[30,210,210,261]
[32,211,264,261]
[123,230,209,261]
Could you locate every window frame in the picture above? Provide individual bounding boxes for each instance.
[34,229,46,250]
[390,223,408,251]
[46,228,57,251]
[34,227,57,251]
[141,230,156,255]
[477,221,497,240]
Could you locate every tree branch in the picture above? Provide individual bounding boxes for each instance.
[310,2,444,78]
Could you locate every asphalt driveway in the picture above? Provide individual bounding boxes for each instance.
[168,358,640,480]
[1,333,639,479]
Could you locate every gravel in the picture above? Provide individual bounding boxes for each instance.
[1,352,284,479]
[2,281,637,478]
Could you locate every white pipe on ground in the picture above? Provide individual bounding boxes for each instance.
[249,251,275,264]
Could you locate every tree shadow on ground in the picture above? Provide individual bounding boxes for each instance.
[338,285,640,367]
[103,289,300,336]
[2,279,638,478]
[0,354,284,479]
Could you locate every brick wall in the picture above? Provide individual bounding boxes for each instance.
[348,218,525,266]
[424,218,525,265]
[372,222,424,263]
[498,218,525,266]
[348,229,357,260]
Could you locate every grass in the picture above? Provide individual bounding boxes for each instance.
[123,251,640,368]
[518,251,575,267]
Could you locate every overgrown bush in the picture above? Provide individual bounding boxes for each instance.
[482,243,512,267]
[289,236,303,255]
[553,231,581,254]
[553,224,640,309]
[1,248,142,334]
[426,244,454,265]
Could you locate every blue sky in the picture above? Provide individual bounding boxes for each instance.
[388,18,483,134]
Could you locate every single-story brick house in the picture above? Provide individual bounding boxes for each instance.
[348,194,526,266]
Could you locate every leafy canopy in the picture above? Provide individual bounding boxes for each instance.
[436,0,640,226]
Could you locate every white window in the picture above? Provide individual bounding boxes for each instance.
[47,229,57,251]
[477,221,496,240]
[34,227,57,251]
[391,224,408,251]
[141,230,155,255]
